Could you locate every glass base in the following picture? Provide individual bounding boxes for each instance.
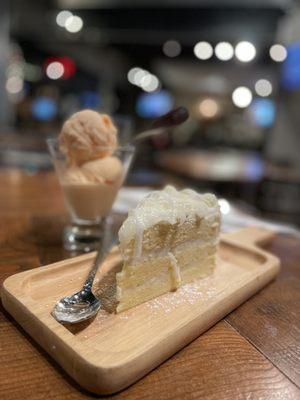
[63,224,104,252]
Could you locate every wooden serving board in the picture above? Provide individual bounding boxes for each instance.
[1,227,280,395]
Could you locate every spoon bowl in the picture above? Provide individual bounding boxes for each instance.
[52,218,111,324]
[52,288,101,324]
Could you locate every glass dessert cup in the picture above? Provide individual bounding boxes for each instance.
[47,138,135,252]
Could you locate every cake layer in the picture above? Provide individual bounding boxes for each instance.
[117,240,217,288]
[116,240,217,312]
[121,215,219,264]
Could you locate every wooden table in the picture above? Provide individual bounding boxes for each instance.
[1,169,300,400]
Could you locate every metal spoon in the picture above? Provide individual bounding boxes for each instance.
[52,219,111,324]
[131,106,189,144]
[52,107,189,324]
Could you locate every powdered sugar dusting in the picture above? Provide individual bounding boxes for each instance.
[119,314,129,321]
[88,278,218,325]
[143,275,218,316]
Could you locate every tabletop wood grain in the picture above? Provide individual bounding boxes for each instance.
[1,168,300,400]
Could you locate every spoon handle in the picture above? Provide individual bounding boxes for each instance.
[132,127,166,144]
[132,106,189,144]
[83,218,111,291]
[151,107,189,129]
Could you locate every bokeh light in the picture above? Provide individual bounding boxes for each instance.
[46,61,64,80]
[215,42,234,61]
[269,44,287,62]
[134,69,148,86]
[31,96,58,121]
[198,98,219,118]
[249,98,276,127]
[194,41,213,60]
[255,79,273,97]
[59,57,76,78]
[6,63,24,78]
[235,41,256,62]
[218,199,231,215]
[127,67,160,91]
[56,10,72,27]
[163,40,182,57]
[65,15,83,33]
[128,67,148,86]
[80,91,101,109]
[136,90,173,118]
[232,86,252,108]
[127,67,141,84]
[281,42,300,90]
[140,74,160,92]
[6,76,24,94]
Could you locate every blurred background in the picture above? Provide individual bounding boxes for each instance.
[1,0,300,226]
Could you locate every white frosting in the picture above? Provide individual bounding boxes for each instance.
[118,185,220,256]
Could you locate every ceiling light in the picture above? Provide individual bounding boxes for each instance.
[235,41,256,62]
[134,69,148,86]
[46,61,64,80]
[163,40,182,57]
[219,199,230,215]
[215,42,234,61]
[65,15,83,33]
[232,86,252,108]
[198,98,219,118]
[6,76,23,94]
[141,74,160,92]
[194,41,213,60]
[127,67,142,84]
[269,44,287,62]
[255,79,272,97]
[56,10,72,27]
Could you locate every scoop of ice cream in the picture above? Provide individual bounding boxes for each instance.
[59,110,118,165]
[64,156,123,185]
[81,156,123,184]
[63,167,91,184]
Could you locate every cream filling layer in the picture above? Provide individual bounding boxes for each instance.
[168,252,181,290]
[125,237,219,265]
[118,255,215,298]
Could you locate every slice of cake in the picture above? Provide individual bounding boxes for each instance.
[116,185,220,313]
